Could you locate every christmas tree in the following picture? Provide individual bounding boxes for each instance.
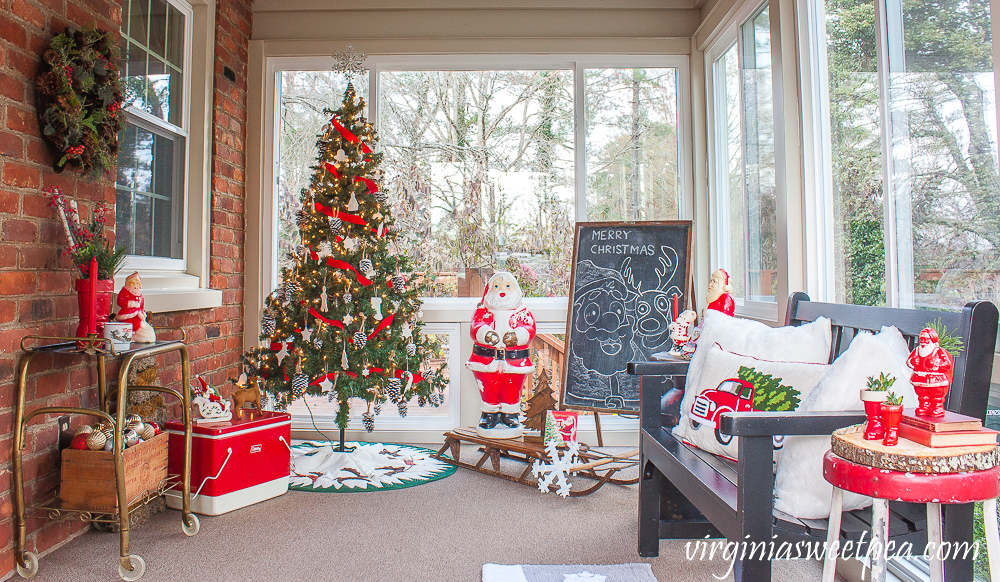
[243,83,447,433]
[737,365,801,412]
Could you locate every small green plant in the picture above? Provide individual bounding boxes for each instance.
[866,372,896,392]
[928,318,964,358]
[885,391,903,406]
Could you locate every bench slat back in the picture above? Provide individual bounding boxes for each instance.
[785,292,998,420]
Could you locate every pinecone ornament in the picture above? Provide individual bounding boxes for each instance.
[406,342,416,356]
[362,412,374,432]
[291,373,308,396]
[386,378,401,402]
[392,275,405,293]
[261,313,276,336]
[418,395,426,407]
[344,292,353,303]
[296,209,310,227]
[374,190,388,204]
[353,330,367,349]
[374,402,382,415]
[284,280,300,300]
[424,369,437,381]
[397,400,408,418]
[359,258,374,276]
[329,216,343,231]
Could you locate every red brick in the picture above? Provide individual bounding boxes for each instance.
[36,272,70,293]
[2,219,37,243]
[11,0,45,31]
[18,245,57,270]
[25,139,51,165]
[5,49,38,82]
[0,299,14,323]
[21,194,50,218]
[0,190,17,214]
[1,163,40,189]
[0,244,15,268]
[0,272,35,295]
[33,371,67,399]
[0,15,28,49]
[0,133,22,158]
[18,298,53,323]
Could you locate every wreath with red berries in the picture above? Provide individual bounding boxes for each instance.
[35,25,125,177]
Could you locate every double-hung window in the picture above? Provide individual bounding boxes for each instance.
[707,3,779,318]
[264,56,691,435]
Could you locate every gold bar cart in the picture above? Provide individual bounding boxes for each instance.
[12,334,197,580]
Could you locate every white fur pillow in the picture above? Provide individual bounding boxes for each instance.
[672,344,829,460]
[773,326,916,519]
[676,311,833,430]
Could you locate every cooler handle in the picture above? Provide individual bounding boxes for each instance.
[164,447,233,502]
[279,435,292,452]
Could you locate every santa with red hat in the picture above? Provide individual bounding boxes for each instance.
[116,272,156,343]
[906,327,954,417]
[706,268,735,317]
[466,272,536,438]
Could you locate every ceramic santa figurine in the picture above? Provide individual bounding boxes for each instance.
[667,310,697,356]
[465,272,536,438]
[906,327,954,418]
[116,272,156,343]
[706,268,735,317]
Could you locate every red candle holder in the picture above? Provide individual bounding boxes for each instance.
[860,389,888,440]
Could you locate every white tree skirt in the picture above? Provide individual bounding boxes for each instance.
[289,440,454,491]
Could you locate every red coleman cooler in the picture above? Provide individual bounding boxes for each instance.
[165,410,291,515]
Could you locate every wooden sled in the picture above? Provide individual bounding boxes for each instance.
[434,427,639,497]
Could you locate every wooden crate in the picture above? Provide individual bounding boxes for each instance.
[59,432,169,511]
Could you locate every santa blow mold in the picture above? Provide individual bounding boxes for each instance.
[906,327,954,418]
[706,268,735,317]
[116,272,156,343]
[466,272,536,438]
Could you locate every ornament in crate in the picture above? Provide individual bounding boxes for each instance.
[362,412,375,432]
[397,400,408,418]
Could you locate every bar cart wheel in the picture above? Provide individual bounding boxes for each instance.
[118,555,145,581]
[181,513,200,536]
[16,551,38,578]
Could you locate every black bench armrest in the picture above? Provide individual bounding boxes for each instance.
[720,411,867,436]
[627,360,691,376]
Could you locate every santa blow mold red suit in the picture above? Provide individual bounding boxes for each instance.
[466,272,536,438]
[706,268,735,317]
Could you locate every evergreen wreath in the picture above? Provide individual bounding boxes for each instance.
[35,25,125,177]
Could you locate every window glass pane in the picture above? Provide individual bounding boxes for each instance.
[890,0,998,311]
[129,0,148,45]
[826,0,886,306]
[584,68,680,221]
[148,0,167,57]
[147,57,172,121]
[379,70,575,298]
[276,71,368,278]
[116,123,183,259]
[717,44,746,299]
[122,41,147,111]
[741,5,777,301]
[166,4,184,67]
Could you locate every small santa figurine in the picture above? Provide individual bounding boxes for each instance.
[706,268,735,317]
[465,272,536,438]
[116,272,156,343]
[906,327,954,418]
[667,310,698,356]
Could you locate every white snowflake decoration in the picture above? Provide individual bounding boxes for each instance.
[332,45,367,78]
[532,441,581,497]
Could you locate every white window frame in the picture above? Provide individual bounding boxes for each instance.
[257,54,690,435]
[116,0,222,312]
[705,0,782,322]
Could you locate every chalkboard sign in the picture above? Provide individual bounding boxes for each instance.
[560,221,693,413]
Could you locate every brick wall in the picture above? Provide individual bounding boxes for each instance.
[0,0,250,576]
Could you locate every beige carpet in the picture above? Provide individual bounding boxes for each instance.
[28,445,833,581]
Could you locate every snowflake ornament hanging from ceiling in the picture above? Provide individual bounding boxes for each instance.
[333,45,368,79]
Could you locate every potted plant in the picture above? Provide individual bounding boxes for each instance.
[47,187,127,340]
[881,391,904,446]
[861,373,895,440]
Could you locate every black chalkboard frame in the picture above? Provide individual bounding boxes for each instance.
[559,220,694,414]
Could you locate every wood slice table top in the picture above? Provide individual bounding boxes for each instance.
[831,424,1000,474]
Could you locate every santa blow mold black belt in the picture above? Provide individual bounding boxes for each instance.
[473,345,530,360]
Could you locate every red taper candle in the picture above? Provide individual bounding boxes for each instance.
[673,294,679,321]
[88,257,98,335]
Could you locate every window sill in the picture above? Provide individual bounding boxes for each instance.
[114,271,223,313]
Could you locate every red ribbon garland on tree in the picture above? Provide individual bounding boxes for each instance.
[367,313,394,340]
[313,203,367,225]
[331,118,373,154]
[309,370,357,385]
[307,307,344,328]
[365,366,425,384]
[353,176,378,194]
[328,259,372,286]
[323,162,341,179]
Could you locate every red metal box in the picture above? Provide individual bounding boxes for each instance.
[165,409,291,515]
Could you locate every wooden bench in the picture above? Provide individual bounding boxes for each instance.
[627,293,998,582]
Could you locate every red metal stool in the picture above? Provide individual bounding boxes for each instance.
[821,450,1000,582]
